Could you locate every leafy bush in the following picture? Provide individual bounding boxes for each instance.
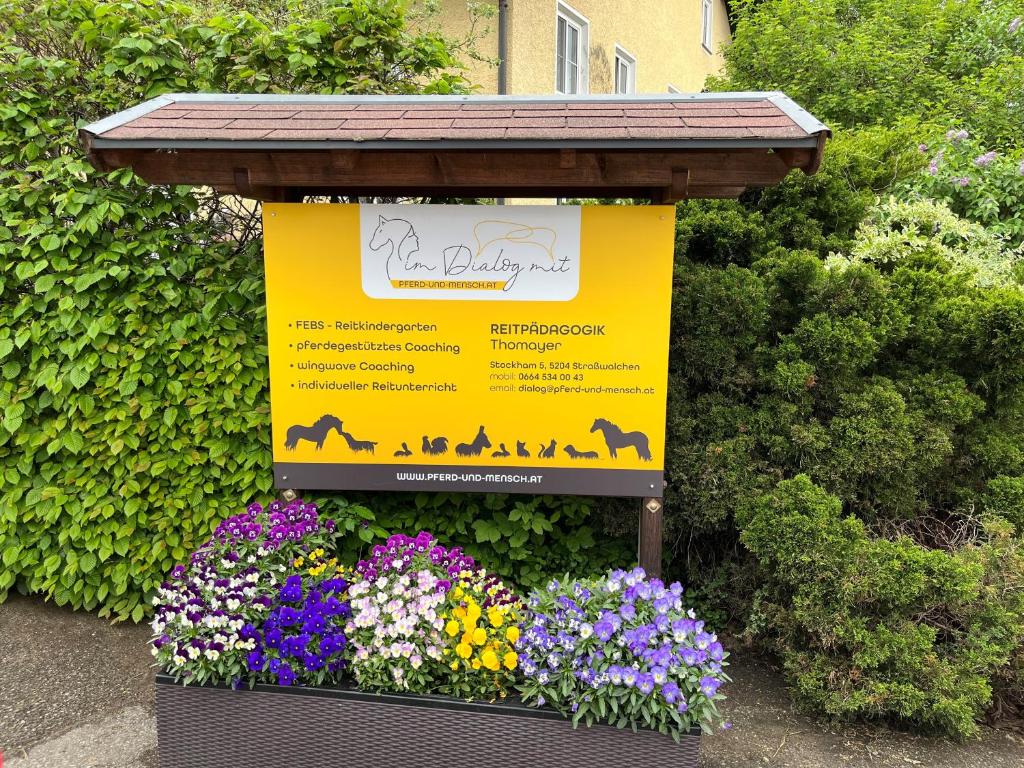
[904,131,1024,246]
[713,0,1024,146]
[0,0,498,621]
[738,476,1024,739]
[837,197,1022,288]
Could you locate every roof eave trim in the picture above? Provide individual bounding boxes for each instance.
[80,94,174,137]
[85,136,824,152]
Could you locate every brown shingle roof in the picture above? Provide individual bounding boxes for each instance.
[83,93,828,148]
[79,93,830,203]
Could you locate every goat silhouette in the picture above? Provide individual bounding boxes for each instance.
[590,418,651,461]
[394,442,413,457]
[456,426,491,457]
[491,443,511,458]
[340,430,377,454]
[516,440,530,458]
[284,415,343,451]
[421,435,448,455]
[564,444,599,460]
[540,439,557,459]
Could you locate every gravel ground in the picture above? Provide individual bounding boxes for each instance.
[1,593,1022,767]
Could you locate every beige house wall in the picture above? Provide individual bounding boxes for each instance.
[424,0,730,95]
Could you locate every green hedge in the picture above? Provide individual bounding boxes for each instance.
[739,476,1024,739]
[0,0,469,620]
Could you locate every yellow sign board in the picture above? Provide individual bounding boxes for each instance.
[264,203,674,496]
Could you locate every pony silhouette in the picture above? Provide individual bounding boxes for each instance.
[590,418,652,461]
[421,435,448,455]
[491,443,511,458]
[456,426,491,457]
[284,415,343,451]
[516,440,530,458]
[564,444,599,460]
[540,439,557,459]
[394,442,413,457]
[368,215,437,278]
[340,430,378,454]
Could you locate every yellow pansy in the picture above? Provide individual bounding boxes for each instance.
[293,557,304,568]
[471,627,487,646]
[487,608,504,628]
[481,649,500,671]
[471,658,481,670]
[503,651,518,670]
[466,602,482,622]
[450,661,459,671]
[453,587,464,599]
[453,606,467,620]
[455,643,473,659]
[505,626,520,644]
[445,620,460,637]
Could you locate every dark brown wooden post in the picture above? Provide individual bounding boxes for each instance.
[639,497,664,578]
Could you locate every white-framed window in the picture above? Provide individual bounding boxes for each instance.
[701,0,714,53]
[614,45,636,95]
[556,3,589,95]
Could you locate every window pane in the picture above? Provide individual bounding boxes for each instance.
[615,58,621,93]
[567,24,579,94]
[556,17,566,92]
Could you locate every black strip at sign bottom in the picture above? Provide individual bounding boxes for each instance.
[274,463,663,497]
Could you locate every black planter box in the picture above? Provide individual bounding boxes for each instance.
[155,672,701,768]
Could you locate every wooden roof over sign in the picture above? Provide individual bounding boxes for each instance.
[80,93,830,202]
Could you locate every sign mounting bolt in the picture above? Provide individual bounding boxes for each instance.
[645,498,663,514]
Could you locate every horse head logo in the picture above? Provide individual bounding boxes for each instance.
[369,215,420,266]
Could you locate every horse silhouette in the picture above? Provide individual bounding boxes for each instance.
[284,415,343,451]
[394,442,413,457]
[491,443,511,458]
[564,444,599,460]
[516,440,530,458]
[456,426,492,457]
[540,439,557,459]
[421,435,448,455]
[369,215,437,278]
[590,418,652,461]
[340,430,377,454]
